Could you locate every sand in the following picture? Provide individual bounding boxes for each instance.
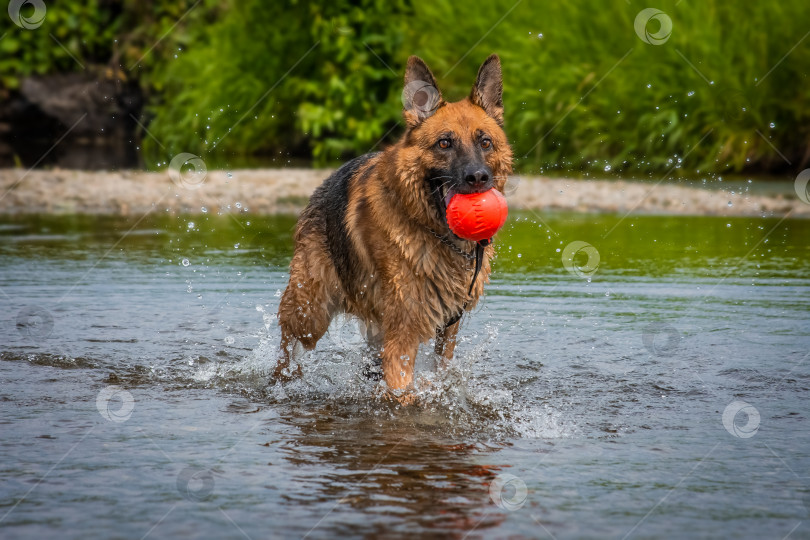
[0,168,807,217]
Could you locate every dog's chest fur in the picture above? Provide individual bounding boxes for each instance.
[336,155,488,339]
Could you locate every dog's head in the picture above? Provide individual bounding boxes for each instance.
[398,54,513,229]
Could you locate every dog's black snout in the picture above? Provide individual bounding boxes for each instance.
[464,168,490,187]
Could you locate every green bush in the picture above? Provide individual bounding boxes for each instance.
[2,0,808,175]
[0,0,117,88]
[407,0,810,176]
[0,1,211,89]
[144,0,409,164]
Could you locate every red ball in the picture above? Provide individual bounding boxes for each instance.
[446,189,508,242]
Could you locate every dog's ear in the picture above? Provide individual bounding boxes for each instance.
[402,56,443,128]
[470,54,504,126]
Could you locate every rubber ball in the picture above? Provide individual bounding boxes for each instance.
[445,189,508,242]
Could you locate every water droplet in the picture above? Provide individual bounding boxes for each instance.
[769,122,775,129]
[604,164,612,172]
[727,201,733,207]
[201,206,207,213]
[400,371,406,377]
[726,223,731,228]
[182,258,190,266]
[235,202,242,209]
[297,282,303,288]
[187,221,195,229]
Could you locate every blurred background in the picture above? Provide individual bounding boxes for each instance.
[1,0,808,178]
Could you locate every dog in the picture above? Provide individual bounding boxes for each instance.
[275,54,513,401]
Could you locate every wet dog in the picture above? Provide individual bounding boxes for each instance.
[275,54,512,401]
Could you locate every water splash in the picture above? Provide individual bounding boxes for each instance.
[190,318,575,440]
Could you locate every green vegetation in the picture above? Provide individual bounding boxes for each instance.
[0,2,216,88]
[1,0,808,176]
[144,0,408,162]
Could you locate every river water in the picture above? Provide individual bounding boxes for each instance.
[1,211,808,539]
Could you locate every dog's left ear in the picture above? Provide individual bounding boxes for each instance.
[403,56,444,128]
[470,54,504,126]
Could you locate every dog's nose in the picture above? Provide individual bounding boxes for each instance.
[464,168,490,187]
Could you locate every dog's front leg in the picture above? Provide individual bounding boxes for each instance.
[381,334,419,395]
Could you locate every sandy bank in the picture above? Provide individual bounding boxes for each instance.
[0,168,807,218]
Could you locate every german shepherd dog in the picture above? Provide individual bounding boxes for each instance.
[275,54,512,401]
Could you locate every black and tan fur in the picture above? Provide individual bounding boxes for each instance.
[275,54,513,399]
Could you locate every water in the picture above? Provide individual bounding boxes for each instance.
[1,212,809,539]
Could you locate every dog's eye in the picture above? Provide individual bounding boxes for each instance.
[481,138,492,150]
[437,139,451,149]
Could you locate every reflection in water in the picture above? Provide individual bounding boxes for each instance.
[277,405,509,537]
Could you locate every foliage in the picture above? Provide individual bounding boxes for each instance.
[1,0,808,175]
[0,1,213,89]
[407,0,810,176]
[143,0,409,164]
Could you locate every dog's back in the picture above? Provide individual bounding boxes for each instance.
[298,153,380,301]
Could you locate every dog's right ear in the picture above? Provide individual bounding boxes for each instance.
[470,54,504,126]
[402,56,444,128]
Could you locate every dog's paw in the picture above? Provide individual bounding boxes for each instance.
[271,363,302,383]
[375,385,418,406]
[392,392,418,406]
